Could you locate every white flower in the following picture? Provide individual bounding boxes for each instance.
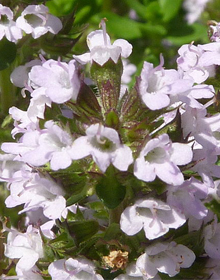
[0,4,22,42]
[114,262,162,280]
[167,177,208,220]
[177,43,215,83]
[48,257,104,280]
[134,133,192,185]
[16,4,62,39]
[120,198,186,240]
[136,242,196,278]
[10,59,41,88]
[4,225,44,271]
[70,123,133,172]
[5,167,66,220]
[28,59,80,104]
[1,120,75,171]
[16,265,44,280]
[74,19,132,66]
[183,0,211,24]
[203,218,220,259]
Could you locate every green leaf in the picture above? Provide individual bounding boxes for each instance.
[159,0,182,22]
[96,165,126,209]
[0,38,16,70]
[87,201,109,220]
[67,220,99,245]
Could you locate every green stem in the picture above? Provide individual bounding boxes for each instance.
[0,66,15,116]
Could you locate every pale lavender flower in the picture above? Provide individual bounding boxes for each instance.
[9,88,51,134]
[27,87,52,122]
[134,133,192,185]
[8,106,37,137]
[188,209,214,232]
[48,257,104,280]
[177,43,216,83]
[70,123,133,172]
[2,120,75,171]
[183,0,212,24]
[114,262,162,280]
[0,153,25,181]
[4,225,44,271]
[10,59,42,88]
[16,4,62,39]
[28,59,80,104]
[209,21,220,42]
[0,4,22,42]
[74,19,132,66]
[139,57,193,110]
[205,258,220,279]
[25,208,56,239]
[203,218,220,259]
[181,106,220,151]
[120,58,137,98]
[167,177,208,220]
[136,242,196,278]
[16,265,44,280]
[120,198,186,240]
[199,42,220,67]
[5,168,66,220]
[191,148,220,187]
[208,179,220,202]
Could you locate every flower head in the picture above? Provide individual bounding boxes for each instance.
[134,133,192,185]
[139,57,193,110]
[74,19,132,66]
[70,123,133,172]
[0,4,22,42]
[28,58,80,104]
[136,242,196,278]
[16,4,62,39]
[177,43,216,83]
[4,225,44,271]
[48,257,104,280]
[120,198,186,240]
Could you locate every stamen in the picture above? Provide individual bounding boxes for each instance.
[99,18,108,46]
[38,54,46,63]
[96,123,106,144]
[204,97,215,108]
[154,53,165,75]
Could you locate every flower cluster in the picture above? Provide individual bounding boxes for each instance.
[0,3,62,42]
[1,2,220,280]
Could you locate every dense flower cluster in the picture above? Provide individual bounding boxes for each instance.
[1,2,220,280]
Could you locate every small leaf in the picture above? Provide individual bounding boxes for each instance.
[67,220,99,245]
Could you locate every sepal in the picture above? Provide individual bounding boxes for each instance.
[66,82,103,124]
[90,57,123,112]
